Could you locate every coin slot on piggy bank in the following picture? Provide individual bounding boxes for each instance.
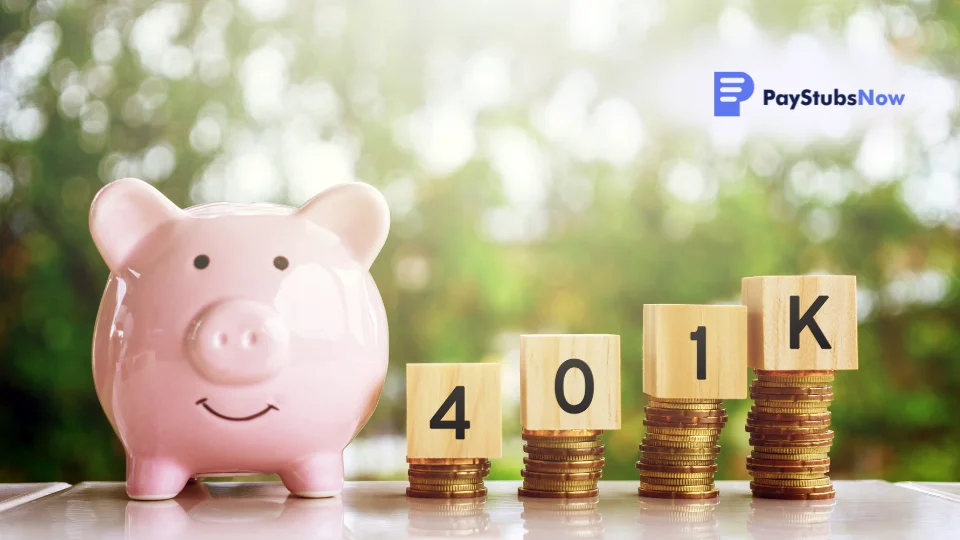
[642,305,748,400]
[520,335,621,431]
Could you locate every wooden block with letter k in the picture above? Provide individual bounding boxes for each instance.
[741,275,858,371]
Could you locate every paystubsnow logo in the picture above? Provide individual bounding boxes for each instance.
[713,71,905,117]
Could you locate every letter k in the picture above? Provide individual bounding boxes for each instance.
[790,295,832,350]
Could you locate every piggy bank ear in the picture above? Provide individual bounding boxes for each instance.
[89,178,182,272]
[296,182,390,270]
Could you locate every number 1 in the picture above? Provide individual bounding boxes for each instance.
[690,326,706,380]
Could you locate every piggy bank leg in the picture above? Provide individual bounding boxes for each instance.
[126,455,191,501]
[279,453,344,498]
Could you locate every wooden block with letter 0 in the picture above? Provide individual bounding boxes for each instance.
[406,363,502,459]
[642,304,748,399]
[741,275,858,371]
[520,334,621,431]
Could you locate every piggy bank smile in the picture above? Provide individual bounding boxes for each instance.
[89,178,390,501]
[195,398,278,422]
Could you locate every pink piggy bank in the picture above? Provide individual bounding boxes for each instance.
[89,178,390,500]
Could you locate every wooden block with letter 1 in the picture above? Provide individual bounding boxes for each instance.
[406,363,502,459]
[520,334,621,431]
[741,275,858,371]
[642,304,748,399]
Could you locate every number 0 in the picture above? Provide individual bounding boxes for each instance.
[690,326,706,380]
[554,359,594,414]
[429,386,471,439]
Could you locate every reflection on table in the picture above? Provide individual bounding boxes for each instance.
[520,495,602,538]
[636,497,719,540]
[748,497,835,539]
[0,481,957,538]
[406,495,496,537]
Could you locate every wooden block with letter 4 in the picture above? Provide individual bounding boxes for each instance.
[520,334,621,431]
[741,275,858,371]
[406,363,502,459]
[642,304,748,399]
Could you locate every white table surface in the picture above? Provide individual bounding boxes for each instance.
[0,480,957,539]
[897,482,960,504]
[0,483,70,512]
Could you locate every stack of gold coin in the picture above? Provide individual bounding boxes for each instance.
[518,429,604,498]
[746,370,835,500]
[637,397,726,499]
[406,458,490,499]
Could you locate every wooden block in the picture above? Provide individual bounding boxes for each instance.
[642,304,748,399]
[741,275,858,371]
[520,334,621,431]
[406,363,502,459]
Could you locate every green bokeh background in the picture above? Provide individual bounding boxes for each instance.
[1,0,958,484]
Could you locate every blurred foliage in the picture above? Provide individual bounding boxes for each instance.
[1,0,959,485]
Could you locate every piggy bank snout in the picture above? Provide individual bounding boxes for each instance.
[188,300,290,384]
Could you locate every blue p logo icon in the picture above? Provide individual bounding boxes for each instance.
[714,72,754,117]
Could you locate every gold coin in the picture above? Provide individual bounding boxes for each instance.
[647,400,724,411]
[518,487,599,499]
[749,471,828,480]
[522,433,600,443]
[755,446,832,454]
[752,477,832,488]
[643,433,720,443]
[523,458,604,473]
[752,380,833,389]
[408,468,488,477]
[756,374,834,383]
[751,452,830,461]
[406,488,487,499]
[408,481,485,492]
[523,445,605,457]
[408,465,490,475]
[523,439,604,450]
[746,425,832,435]
[641,439,721,449]
[641,444,721,455]
[521,470,602,482]
[648,397,723,403]
[406,458,488,465]
[753,394,833,407]
[408,475,487,485]
[523,479,599,491]
[753,406,831,415]
[637,470,715,479]
[639,476,716,486]
[646,427,722,436]
[639,456,717,466]
[522,429,603,437]
[751,382,822,389]
[527,453,605,462]
[754,399,832,408]
[640,482,716,492]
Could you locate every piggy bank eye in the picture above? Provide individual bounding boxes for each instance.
[193,255,210,269]
[273,256,289,270]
